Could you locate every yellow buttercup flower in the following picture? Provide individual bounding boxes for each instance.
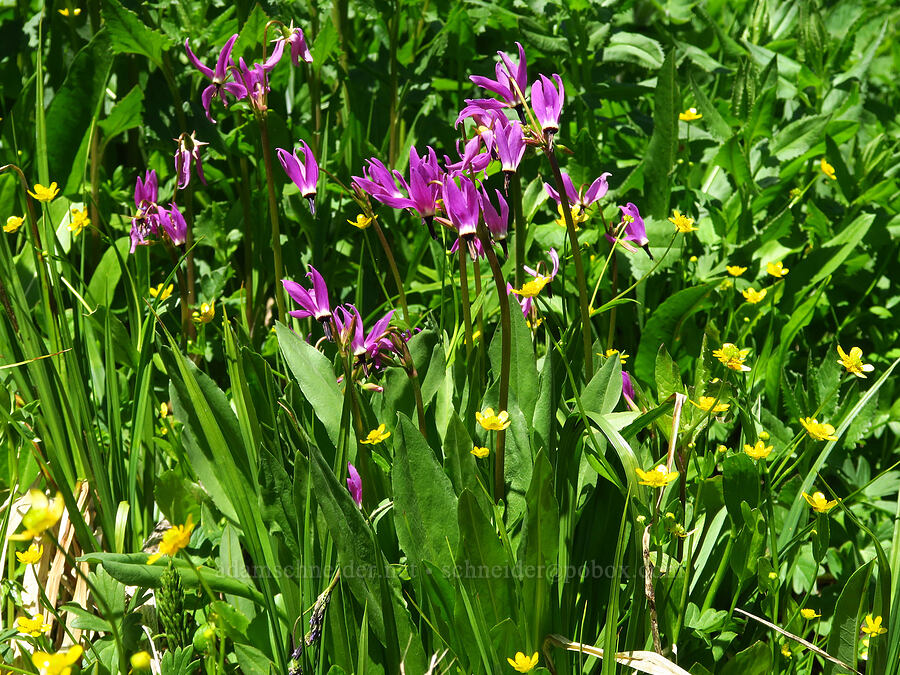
[348,213,376,230]
[712,343,751,372]
[9,490,65,540]
[360,423,391,445]
[668,210,697,233]
[836,345,874,378]
[16,542,44,565]
[726,265,747,277]
[635,464,679,488]
[605,348,629,364]
[679,107,702,122]
[742,287,767,304]
[67,207,90,236]
[5,215,24,233]
[716,444,728,453]
[58,7,82,16]
[193,301,215,324]
[150,283,174,301]
[28,182,59,203]
[554,203,588,229]
[32,645,83,675]
[743,440,773,461]
[507,651,539,673]
[690,396,729,413]
[801,609,820,620]
[766,261,789,278]
[16,613,52,637]
[476,407,510,431]
[131,651,152,671]
[146,515,195,565]
[799,417,838,441]
[861,614,886,636]
[471,446,489,458]
[511,275,552,298]
[820,158,836,180]
[803,491,838,513]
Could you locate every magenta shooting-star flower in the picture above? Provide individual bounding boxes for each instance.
[346,462,362,507]
[282,265,332,324]
[545,171,611,210]
[607,202,652,258]
[495,121,526,178]
[470,41,528,109]
[184,34,247,123]
[282,21,313,66]
[480,187,509,251]
[174,132,208,190]
[277,140,319,213]
[232,40,285,113]
[531,74,565,135]
[441,175,483,259]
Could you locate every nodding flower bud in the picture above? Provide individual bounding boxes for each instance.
[346,462,362,507]
[281,21,313,66]
[174,131,208,190]
[277,140,319,214]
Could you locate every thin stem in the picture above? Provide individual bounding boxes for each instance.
[473,258,487,382]
[258,117,287,323]
[606,256,618,350]
[545,145,593,380]
[458,248,474,362]
[238,156,255,334]
[510,172,526,288]
[371,218,410,325]
[476,227,511,502]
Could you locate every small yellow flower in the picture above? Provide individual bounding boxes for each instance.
[159,402,170,419]
[507,651,539,673]
[836,345,874,378]
[348,213,376,230]
[803,491,838,513]
[758,430,770,440]
[743,440,773,461]
[861,614,886,636]
[16,613,52,636]
[476,407,510,431]
[635,464,679,488]
[605,348,629,364]
[28,182,59,203]
[9,490,65,540]
[820,158,836,180]
[511,275,552,298]
[688,255,698,263]
[716,444,728,453]
[67,207,90,236]
[32,645,83,675]
[5,215,24,233]
[768,571,778,580]
[360,423,391,445]
[766,261,789,278]
[668,210,697,233]
[16,542,44,565]
[726,265,747,277]
[799,417,838,441]
[712,343,751,372]
[679,107,702,122]
[801,609,820,620]
[471,446,490,458]
[742,287,767,304]
[193,301,215,324]
[130,651,152,671]
[146,515,195,565]
[554,203,588,229]
[150,283,174,301]
[690,396,729,413]
[58,7,82,16]
[781,643,792,658]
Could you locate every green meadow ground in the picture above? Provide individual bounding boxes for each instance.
[1,0,899,673]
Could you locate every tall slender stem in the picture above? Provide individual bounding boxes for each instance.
[258,117,287,323]
[545,145,593,380]
[476,227,510,502]
[371,219,410,325]
[511,172,526,288]
[458,248,474,362]
[606,256,618,350]
[473,258,487,383]
[238,156,255,334]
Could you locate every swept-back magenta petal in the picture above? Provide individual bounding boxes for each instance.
[531,74,564,132]
[442,177,480,237]
[277,141,319,199]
